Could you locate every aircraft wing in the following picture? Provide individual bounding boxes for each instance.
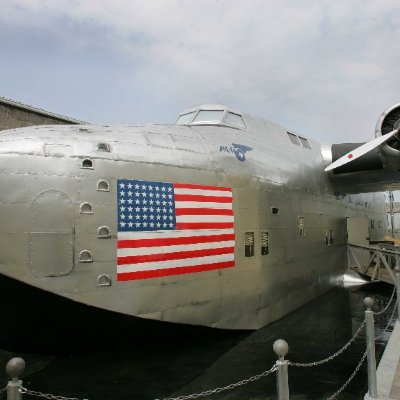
[324,103,400,193]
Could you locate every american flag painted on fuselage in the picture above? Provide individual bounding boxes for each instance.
[117,179,235,281]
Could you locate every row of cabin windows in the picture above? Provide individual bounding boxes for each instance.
[287,132,311,149]
[244,227,334,258]
[244,231,269,257]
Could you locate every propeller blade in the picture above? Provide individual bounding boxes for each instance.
[325,128,399,172]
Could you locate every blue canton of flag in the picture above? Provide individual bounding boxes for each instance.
[117,179,176,232]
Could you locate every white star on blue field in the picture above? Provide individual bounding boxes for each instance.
[117,179,176,231]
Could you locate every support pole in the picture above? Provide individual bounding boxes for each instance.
[6,358,25,400]
[273,339,289,400]
[364,297,377,399]
[395,266,400,322]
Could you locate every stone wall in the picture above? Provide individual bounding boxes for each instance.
[0,99,81,131]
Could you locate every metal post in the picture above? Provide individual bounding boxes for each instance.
[273,339,289,400]
[390,190,395,239]
[5,358,25,400]
[395,266,400,322]
[364,297,377,399]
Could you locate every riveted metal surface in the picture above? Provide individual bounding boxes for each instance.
[0,233,29,265]
[28,154,76,176]
[30,190,74,277]
[79,178,114,205]
[44,144,73,157]
[75,204,116,234]
[0,173,30,203]
[0,154,30,174]
[74,235,116,262]
[0,203,30,233]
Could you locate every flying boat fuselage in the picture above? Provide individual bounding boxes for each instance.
[0,104,388,329]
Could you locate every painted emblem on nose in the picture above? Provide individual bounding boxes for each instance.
[219,143,253,162]
[232,143,253,161]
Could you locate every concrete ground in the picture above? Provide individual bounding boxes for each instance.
[365,320,400,399]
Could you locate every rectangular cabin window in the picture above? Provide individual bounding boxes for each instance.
[176,111,196,124]
[298,137,311,149]
[244,232,254,257]
[261,231,269,255]
[287,132,300,146]
[193,110,224,123]
[329,229,334,245]
[271,207,279,215]
[224,112,246,128]
[298,216,305,236]
[370,219,375,229]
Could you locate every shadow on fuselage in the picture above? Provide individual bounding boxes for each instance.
[0,274,247,354]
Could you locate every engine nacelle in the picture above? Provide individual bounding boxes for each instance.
[376,103,400,170]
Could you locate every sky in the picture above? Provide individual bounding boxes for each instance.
[1,0,400,143]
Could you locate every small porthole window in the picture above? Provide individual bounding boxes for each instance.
[97,274,112,287]
[97,143,111,152]
[80,202,94,214]
[271,207,279,215]
[298,216,305,236]
[79,250,93,263]
[81,158,93,169]
[98,226,111,238]
[261,231,269,255]
[244,232,254,257]
[97,180,110,192]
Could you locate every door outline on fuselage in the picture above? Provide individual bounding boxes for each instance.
[29,190,75,277]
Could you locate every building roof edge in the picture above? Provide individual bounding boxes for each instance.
[0,96,87,124]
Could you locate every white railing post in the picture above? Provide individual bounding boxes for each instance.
[364,297,377,399]
[6,358,25,400]
[395,266,400,322]
[273,339,290,400]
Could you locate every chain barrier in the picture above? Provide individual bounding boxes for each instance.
[0,288,396,400]
[326,344,370,400]
[19,387,88,400]
[325,301,398,400]
[155,364,277,400]
[290,284,396,368]
[373,286,396,316]
[289,316,367,367]
[376,302,398,341]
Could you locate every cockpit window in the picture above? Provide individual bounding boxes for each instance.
[176,111,196,125]
[224,112,245,128]
[193,110,224,123]
[176,107,246,129]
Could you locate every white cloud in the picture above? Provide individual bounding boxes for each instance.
[1,0,400,142]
